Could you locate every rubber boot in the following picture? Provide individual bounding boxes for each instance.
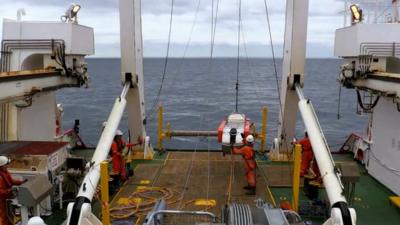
[246,187,256,195]
[243,185,253,190]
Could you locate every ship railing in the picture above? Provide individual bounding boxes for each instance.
[143,209,217,225]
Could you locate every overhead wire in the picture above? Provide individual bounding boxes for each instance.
[177,115,205,209]
[146,0,175,122]
[262,0,293,188]
[162,0,203,99]
[235,0,242,112]
[262,0,292,156]
[178,0,220,210]
[206,0,221,207]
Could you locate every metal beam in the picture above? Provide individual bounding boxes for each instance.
[349,73,400,98]
[0,69,79,102]
[168,130,218,137]
[277,0,309,152]
[296,85,356,225]
[119,0,148,147]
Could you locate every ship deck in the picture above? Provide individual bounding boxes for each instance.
[109,152,276,224]
[43,150,400,225]
[107,151,400,225]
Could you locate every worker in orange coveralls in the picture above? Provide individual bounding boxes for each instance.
[0,156,24,225]
[232,135,256,195]
[111,130,127,185]
[297,131,321,185]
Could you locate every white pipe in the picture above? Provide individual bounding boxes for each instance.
[76,83,129,201]
[296,86,346,206]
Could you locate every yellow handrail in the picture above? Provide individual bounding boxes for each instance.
[292,144,302,212]
[100,161,111,225]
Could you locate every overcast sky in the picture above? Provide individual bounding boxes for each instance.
[0,0,348,58]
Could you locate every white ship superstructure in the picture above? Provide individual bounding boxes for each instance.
[335,0,400,195]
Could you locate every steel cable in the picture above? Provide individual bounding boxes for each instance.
[146,0,175,121]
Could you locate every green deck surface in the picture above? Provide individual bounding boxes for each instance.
[269,154,400,225]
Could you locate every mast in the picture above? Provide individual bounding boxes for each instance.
[119,0,153,158]
[276,0,309,152]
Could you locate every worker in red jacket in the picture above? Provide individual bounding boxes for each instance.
[297,131,321,184]
[298,131,313,177]
[232,135,256,195]
[111,130,127,185]
[0,156,24,225]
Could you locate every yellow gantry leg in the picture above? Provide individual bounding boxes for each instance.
[292,144,302,212]
[260,106,268,152]
[157,104,164,151]
[100,161,111,225]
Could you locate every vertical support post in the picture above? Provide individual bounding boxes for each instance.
[157,105,164,150]
[292,144,302,212]
[100,161,111,225]
[277,0,309,152]
[119,0,154,158]
[260,106,268,152]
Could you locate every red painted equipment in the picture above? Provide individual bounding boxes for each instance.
[218,113,252,153]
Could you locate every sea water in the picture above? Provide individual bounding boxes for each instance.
[56,58,367,150]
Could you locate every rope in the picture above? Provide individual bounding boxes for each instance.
[227,154,235,203]
[256,162,277,206]
[146,0,175,121]
[176,0,221,207]
[206,0,220,205]
[235,0,242,112]
[109,187,180,219]
[337,83,342,119]
[162,0,202,99]
[262,0,291,157]
[177,115,205,209]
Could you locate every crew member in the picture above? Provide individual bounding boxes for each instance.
[111,130,127,185]
[232,135,256,195]
[0,156,24,225]
[298,131,313,177]
[297,131,321,185]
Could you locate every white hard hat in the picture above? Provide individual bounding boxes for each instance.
[27,217,46,225]
[115,129,123,136]
[246,135,254,144]
[102,121,107,128]
[0,156,10,167]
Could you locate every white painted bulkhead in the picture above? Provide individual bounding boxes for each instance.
[368,96,400,195]
[17,92,57,141]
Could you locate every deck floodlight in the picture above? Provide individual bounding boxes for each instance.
[61,3,81,23]
[350,4,362,24]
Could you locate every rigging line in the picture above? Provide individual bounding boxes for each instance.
[206,0,219,206]
[240,19,267,101]
[205,0,220,74]
[337,83,342,119]
[263,0,280,104]
[178,0,219,208]
[211,0,220,58]
[177,114,205,209]
[146,0,175,121]
[235,0,242,112]
[206,133,211,202]
[263,0,290,154]
[161,0,202,100]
